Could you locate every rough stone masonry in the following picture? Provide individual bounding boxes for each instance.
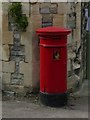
[1,2,82,95]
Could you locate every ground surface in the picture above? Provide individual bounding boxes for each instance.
[1,80,89,118]
[2,96,88,118]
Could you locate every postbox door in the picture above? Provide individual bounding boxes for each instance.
[40,46,67,94]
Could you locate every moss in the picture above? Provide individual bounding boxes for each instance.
[8,2,28,31]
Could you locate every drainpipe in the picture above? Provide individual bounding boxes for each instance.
[86,2,90,80]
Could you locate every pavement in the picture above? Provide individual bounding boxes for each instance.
[1,96,88,118]
[74,79,89,97]
[0,100,2,120]
[1,80,89,118]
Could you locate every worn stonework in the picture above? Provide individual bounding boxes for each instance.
[30,15,42,30]
[2,31,13,44]
[50,4,58,14]
[40,3,51,14]
[22,3,30,17]
[11,73,24,85]
[2,73,11,84]
[2,14,9,31]
[21,32,32,63]
[9,30,24,85]
[58,3,70,14]
[31,3,40,15]
[2,45,9,61]
[20,62,32,86]
[53,14,65,27]
[2,2,82,95]
[42,14,53,27]
[0,3,2,91]
[2,61,15,73]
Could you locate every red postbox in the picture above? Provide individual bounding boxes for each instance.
[36,26,71,107]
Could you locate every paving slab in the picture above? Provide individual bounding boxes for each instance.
[2,96,88,118]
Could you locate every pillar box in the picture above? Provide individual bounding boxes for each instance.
[36,26,71,107]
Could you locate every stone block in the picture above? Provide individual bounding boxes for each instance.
[23,17,32,33]
[74,28,81,41]
[42,14,53,23]
[73,62,80,70]
[40,3,51,8]
[67,59,71,72]
[21,32,32,63]
[0,45,2,61]
[3,84,25,96]
[38,0,44,2]
[32,43,40,62]
[31,15,42,31]
[0,60,2,72]
[2,45,9,61]
[2,14,9,32]
[50,3,58,14]
[10,55,25,62]
[40,7,50,14]
[0,7,2,41]
[67,34,72,44]
[10,45,25,57]
[58,3,70,14]
[20,62,32,87]
[76,18,81,29]
[12,85,25,95]
[0,30,1,44]
[2,3,10,15]
[0,74,2,91]
[21,31,32,45]
[76,17,81,29]
[51,0,67,2]
[68,50,76,60]
[76,41,81,49]
[25,44,32,63]
[10,0,21,2]
[26,15,41,33]
[67,74,80,90]
[39,3,51,14]
[44,0,51,2]
[76,6,81,27]
[76,3,81,13]
[13,31,21,40]
[53,14,64,27]
[42,14,53,27]
[11,73,24,85]
[32,62,40,88]
[32,32,39,45]
[2,72,11,84]
[2,61,15,73]
[22,3,30,17]
[30,0,39,2]
[40,3,57,14]
[42,23,53,27]
[2,31,13,44]
[31,3,40,15]
[63,14,67,28]
[31,32,40,62]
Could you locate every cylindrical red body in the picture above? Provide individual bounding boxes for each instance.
[36,26,71,107]
[40,37,67,94]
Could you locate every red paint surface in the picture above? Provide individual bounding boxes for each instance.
[36,26,71,94]
[36,26,71,36]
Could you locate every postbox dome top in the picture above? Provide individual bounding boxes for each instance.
[36,26,71,36]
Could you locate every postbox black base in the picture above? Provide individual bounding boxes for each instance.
[40,92,67,107]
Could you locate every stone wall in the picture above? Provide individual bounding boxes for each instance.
[0,2,2,91]
[1,2,81,95]
[81,3,88,80]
